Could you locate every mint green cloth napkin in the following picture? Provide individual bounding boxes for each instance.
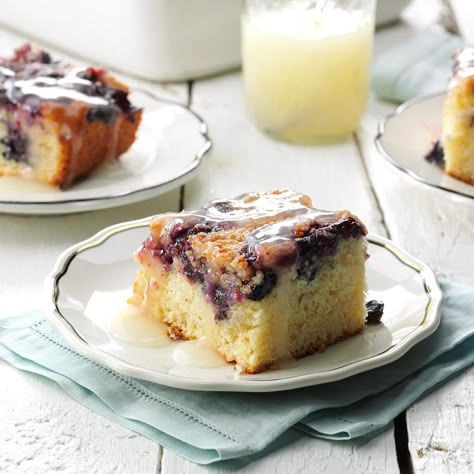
[0,281,473,466]
[371,28,464,103]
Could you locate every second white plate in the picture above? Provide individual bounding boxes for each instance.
[0,90,211,215]
[45,218,443,392]
[376,92,474,200]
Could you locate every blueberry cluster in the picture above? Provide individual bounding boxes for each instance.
[296,218,364,280]
[144,211,364,321]
[144,219,243,321]
[0,46,137,132]
[0,123,27,163]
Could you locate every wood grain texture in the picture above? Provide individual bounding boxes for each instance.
[359,25,474,473]
[408,366,474,474]
[360,98,474,472]
[1,19,472,474]
[0,361,160,474]
[163,433,399,474]
[0,193,179,471]
[0,199,179,474]
[0,26,186,474]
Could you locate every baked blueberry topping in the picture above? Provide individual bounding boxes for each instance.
[365,300,384,324]
[141,192,367,322]
[109,89,135,121]
[296,218,363,281]
[247,270,277,301]
[22,95,42,120]
[0,88,12,110]
[212,286,232,321]
[1,123,28,163]
[77,67,103,83]
[243,247,258,265]
[425,140,445,168]
[86,106,118,124]
[179,247,205,284]
[210,201,236,213]
[296,227,338,280]
[39,51,52,64]
[0,44,139,123]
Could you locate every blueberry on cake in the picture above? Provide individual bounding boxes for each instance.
[438,47,474,184]
[0,43,142,187]
[131,190,368,374]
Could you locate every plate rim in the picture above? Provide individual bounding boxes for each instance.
[0,90,212,214]
[375,91,474,201]
[45,218,444,392]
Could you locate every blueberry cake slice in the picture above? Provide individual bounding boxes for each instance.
[439,47,474,184]
[0,43,142,187]
[131,189,368,374]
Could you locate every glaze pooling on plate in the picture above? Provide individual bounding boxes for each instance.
[45,217,443,392]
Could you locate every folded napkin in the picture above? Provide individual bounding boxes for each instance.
[371,28,464,103]
[0,281,473,467]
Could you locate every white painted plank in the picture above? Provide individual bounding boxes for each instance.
[408,366,474,474]
[163,433,399,474]
[0,24,187,473]
[0,361,160,474]
[0,197,180,474]
[0,192,180,470]
[360,94,474,472]
[359,24,474,473]
[160,71,398,472]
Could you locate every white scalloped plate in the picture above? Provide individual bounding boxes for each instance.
[45,218,443,392]
[376,92,474,200]
[0,90,211,215]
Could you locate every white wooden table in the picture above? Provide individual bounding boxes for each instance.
[1,23,473,474]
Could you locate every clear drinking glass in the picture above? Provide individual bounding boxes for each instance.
[242,0,376,144]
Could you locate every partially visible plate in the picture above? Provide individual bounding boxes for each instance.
[0,90,211,214]
[375,93,474,200]
[45,218,443,392]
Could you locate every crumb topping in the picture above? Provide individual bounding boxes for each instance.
[136,190,367,320]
